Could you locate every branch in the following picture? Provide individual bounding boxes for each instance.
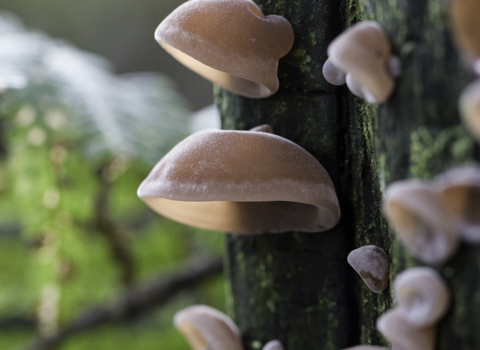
[26,256,223,350]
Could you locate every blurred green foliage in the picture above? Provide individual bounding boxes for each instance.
[0,12,225,350]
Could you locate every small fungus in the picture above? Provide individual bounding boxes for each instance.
[347,245,390,293]
[327,21,397,104]
[174,305,243,350]
[322,57,347,86]
[383,179,459,264]
[394,267,451,328]
[341,346,390,350]
[263,340,284,350]
[459,79,480,142]
[449,0,480,70]
[436,167,480,242]
[377,308,436,350]
[138,128,340,234]
[155,0,294,98]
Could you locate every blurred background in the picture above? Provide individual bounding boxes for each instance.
[0,1,225,349]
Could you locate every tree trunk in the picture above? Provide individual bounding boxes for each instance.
[216,0,479,349]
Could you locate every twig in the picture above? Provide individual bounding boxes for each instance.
[26,256,223,350]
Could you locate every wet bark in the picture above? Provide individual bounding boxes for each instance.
[218,0,480,349]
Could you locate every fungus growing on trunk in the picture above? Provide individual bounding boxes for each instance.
[174,305,243,350]
[347,245,390,293]
[382,179,459,264]
[376,308,436,350]
[436,167,480,242]
[394,267,451,328]
[155,0,294,98]
[459,79,480,142]
[138,128,340,234]
[327,21,398,104]
[263,340,284,350]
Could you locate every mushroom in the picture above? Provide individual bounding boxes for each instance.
[394,267,451,328]
[449,0,480,71]
[155,0,294,99]
[376,308,436,350]
[250,124,274,133]
[341,347,390,350]
[327,21,396,104]
[137,128,340,234]
[347,245,390,293]
[322,57,347,86]
[459,79,480,142]
[436,166,480,242]
[174,305,243,350]
[263,340,284,350]
[382,179,460,264]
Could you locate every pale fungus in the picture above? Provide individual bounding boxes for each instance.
[383,179,459,264]
[341,346,390,350]
[322,57,347,86]
[376,308,436,350]
[459,79,480,142]
[138,128,340,234]
[436,166,480,242]
[174,305,243,350]
[347,245,390,293]
[327,21,396,104]
[394,267,451,328]
[449,0,480,70]
[262,340,284,350]
[155,0,294,98]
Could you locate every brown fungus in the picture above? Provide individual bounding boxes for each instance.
[383,179,459,264]
[436,167,480,242]
[347,245,390,293]
[138,129,340,234]
[174,305,243,350]
[449,0,480,71]
[327,21,396,104]
[155,0,294,98]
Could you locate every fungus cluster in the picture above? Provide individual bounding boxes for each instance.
[323,21,401,104]
[376,267,451,350]
[382,167,480,264]
[154,0,294,98]
[174,305,283,350]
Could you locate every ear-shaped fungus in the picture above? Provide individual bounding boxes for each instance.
[174,305,243,350]
[138,129,340,234]
[449,0,480,71]
[327,21,395,104]
[155,0,294,98]
[376,308,436,350]
[382,180,459,264]
[436,167,480,242]
[347,245,390,293]
[394,267,451,328]
[459,79,480,142]
[263,340,284,350]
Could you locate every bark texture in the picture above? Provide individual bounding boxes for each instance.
[218,0,480,349]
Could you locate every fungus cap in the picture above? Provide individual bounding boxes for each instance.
[155,0,294,98]
[138,129,340,234]
[263,340,284,350]
[342,347,390,350]
[322,57,347,86]
[394,267,450,328]
[383,180,459,264]
[436,167,480,242]
[174,305,242,350]
[459,79,480,142]
[328,21,394,103]
[377,308,436,350]
[347,245,390,293]
[449,0,480,67]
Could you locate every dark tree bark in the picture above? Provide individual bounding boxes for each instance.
[217,0,480,349]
